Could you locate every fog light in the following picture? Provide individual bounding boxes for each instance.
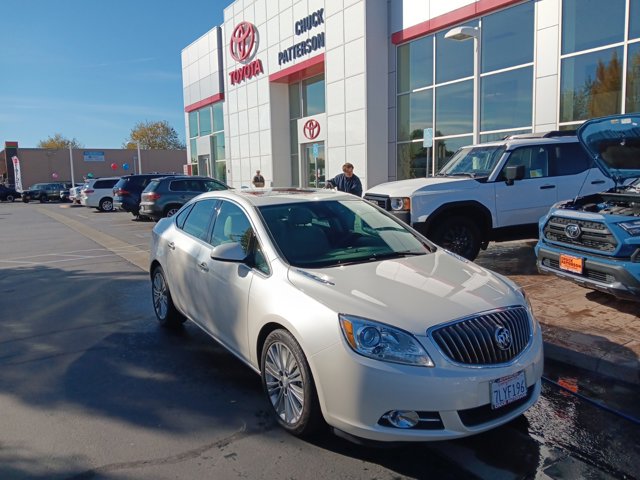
[386,410,420,428]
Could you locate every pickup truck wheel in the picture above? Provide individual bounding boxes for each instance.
[431,216,481,260]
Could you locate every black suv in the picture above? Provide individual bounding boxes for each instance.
[0,185,20,202]
[139,176,229,221]
[112,173,178,217]
[21,182,67,203]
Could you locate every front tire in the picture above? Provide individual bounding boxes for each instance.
[6,194,14,202]
[261,329,322,437]
[22,195,30,203]
[151,266,185,328]
[39,194,48,203]
[431,216,481,260]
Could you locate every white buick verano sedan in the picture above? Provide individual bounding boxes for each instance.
[149,188,543,443]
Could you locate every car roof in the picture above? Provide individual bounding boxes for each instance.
[466,133,579,151]
[193,188,357,207]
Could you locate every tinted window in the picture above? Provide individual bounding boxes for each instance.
[169,180,189,191]
[397,88,432,142]
[397,35,433,93]
[435,80,473,136]
[551,143,591,176]
[175,203,194,229]
[436,21,477,84]
[481,67,533,131]
[562,0,625,54]
[501,146,550,179]
[204,180,227,191]
[482,2,534,72]
[94,179,117,188]
[211,201,252,247]
[181,199,217,240]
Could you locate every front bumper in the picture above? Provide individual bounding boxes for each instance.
[536,244,640,302]
[309,328,543,442]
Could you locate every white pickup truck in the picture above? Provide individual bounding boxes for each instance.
[364,133,613,260]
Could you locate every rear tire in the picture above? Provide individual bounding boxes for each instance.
[22,195,30,203]
[151,266,185,328]
[431,216,481,260]
[6,194,14,202]
[163,205,182,218]
[39,195,48,203]
[99,198,114,212]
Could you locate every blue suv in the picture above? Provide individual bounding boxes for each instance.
[535,114,640,302]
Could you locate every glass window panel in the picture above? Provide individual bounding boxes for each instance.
[397,43,410,93]
[481,67,533,132]
[215,161,227,184]
[434,136,473,172]
[289,83,301,119]
[626,42,640,113]
[561,0,625,54]
[189,111,198,138]
[397,142,429,180]
[436,21,477,84]
[397,93,410,141]
[631,0,640,39]
[303,75,325,116]
[482,2,534,72]
[291,154,299,187]
[190,138,197,163]
[435,80,473,136]
[397,89,433,142]
[182,199,216,241]
[410,36,433,90]
[212,103,224,132]
[290,119,298,154]
[560,47,623,122]
[199,106,212,136]
[213,132,225,161]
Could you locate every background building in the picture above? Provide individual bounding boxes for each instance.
[183,0,639,190]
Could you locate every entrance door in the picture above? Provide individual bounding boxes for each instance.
[302,142,325,188]
[197,155,210,177]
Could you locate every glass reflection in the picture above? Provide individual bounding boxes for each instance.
[199,106,212,136]
[626,42,640,113]
[435,80,473,136]
[397,142,429,180]
[303,75,325,116]
[481,67,533,131]
[397,36,433,93]
[397,89,433,142]
[631,0,640,39]
[482,2,534,72]
[436,21,477,84]
[212,103,224,132]
[562,0,625,54]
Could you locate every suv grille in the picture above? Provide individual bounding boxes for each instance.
[543,216,617,252]
[541,258,616,284]
[430,307,532,365]
[363,194,390,211]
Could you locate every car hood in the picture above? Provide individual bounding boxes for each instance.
[365,176,471,197]
[286,250,522,335]
[577,114,640,182]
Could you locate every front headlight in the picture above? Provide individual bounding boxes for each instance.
[619,220,640,236]
[390,197,410,211]
[339,314,434,367]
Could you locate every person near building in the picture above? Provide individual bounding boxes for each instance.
[326,162,362,197]
[252,170,265,187]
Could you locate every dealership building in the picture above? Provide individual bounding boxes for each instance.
[182,0,640,190]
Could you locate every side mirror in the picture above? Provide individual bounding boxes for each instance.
[210,242,248,262]
[504,165,525,186]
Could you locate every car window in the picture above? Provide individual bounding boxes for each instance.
[169,180,189,191]
[175,203,195,229]
[211,201,252,246]
[204,180,227,191]
[180,199,217,240]
[94,179,118,188]
[551,143,592,176]
[499,146,549,179]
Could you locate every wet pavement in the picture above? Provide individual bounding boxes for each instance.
[475,240,640,386]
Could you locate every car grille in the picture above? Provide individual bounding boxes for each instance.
[541,258,616,284]
[430,307,532,365]
[543,216,617,252]
[363,194,390,211]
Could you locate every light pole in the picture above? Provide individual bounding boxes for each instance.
[135,141,142,174]
[445,25,481,145]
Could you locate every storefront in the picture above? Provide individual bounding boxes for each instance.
[182,0,640,190]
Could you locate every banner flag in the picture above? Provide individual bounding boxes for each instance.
[11,156,23,192]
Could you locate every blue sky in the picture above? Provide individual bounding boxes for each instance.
[1,0,233,149]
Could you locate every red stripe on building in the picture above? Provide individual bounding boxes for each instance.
[391,0,524,44]
[185,93,225,113]
[269,53,325,84]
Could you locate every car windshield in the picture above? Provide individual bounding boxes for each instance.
[437,145,506,178]
[259,200,432,268]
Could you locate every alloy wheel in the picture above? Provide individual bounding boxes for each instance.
[264,341,305,425]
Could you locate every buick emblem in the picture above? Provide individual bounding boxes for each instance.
[565,223,582,239]
[303,119,320,140]
[494,326,512,350]
[230,22,256,62]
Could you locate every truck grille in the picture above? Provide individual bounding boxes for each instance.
[541,258,616,284]
[543,216,617,252]
[363,194,390,211]
[430,307,532,365]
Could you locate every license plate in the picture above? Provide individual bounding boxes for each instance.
[491,371,527,409]
[559,254,583,274]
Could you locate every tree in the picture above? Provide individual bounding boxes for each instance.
[123,120,185,150]
[37,133,83,149]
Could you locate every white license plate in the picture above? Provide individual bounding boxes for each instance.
[491,370,527,409]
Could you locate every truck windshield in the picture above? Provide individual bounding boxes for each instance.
[437,145,506,178]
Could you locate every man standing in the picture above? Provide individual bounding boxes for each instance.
[252,170,265,187]
[326,162,362,197]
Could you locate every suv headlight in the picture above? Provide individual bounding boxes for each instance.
[339,314,434,367]
[390,197,410,211]
[619,220,640,236]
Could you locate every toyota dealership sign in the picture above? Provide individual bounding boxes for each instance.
[229,21,264,85]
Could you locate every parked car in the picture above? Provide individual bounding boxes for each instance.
[59,182,83,202]
[113,173,178,218]
[21,182,67,203]
[149,188,543,443]
[68,183,87,204]
[536,114,640,302]
[139,175,229,221]
[0,185,20,202]
[364,132,613,260]
[80,177,120,211]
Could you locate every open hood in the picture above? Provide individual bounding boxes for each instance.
[577,114,640,182]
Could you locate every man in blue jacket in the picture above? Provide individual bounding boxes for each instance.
[326,162,362,197]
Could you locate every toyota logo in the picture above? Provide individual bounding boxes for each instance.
[565,223,582,239]
[303,119,320,140]
[494,326,512,351]
[230,22,256,63]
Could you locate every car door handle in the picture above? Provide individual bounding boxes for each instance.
[198,262,209,272]
[591,180,605,184]
[167,241,175,250]
[540,185,556,190]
